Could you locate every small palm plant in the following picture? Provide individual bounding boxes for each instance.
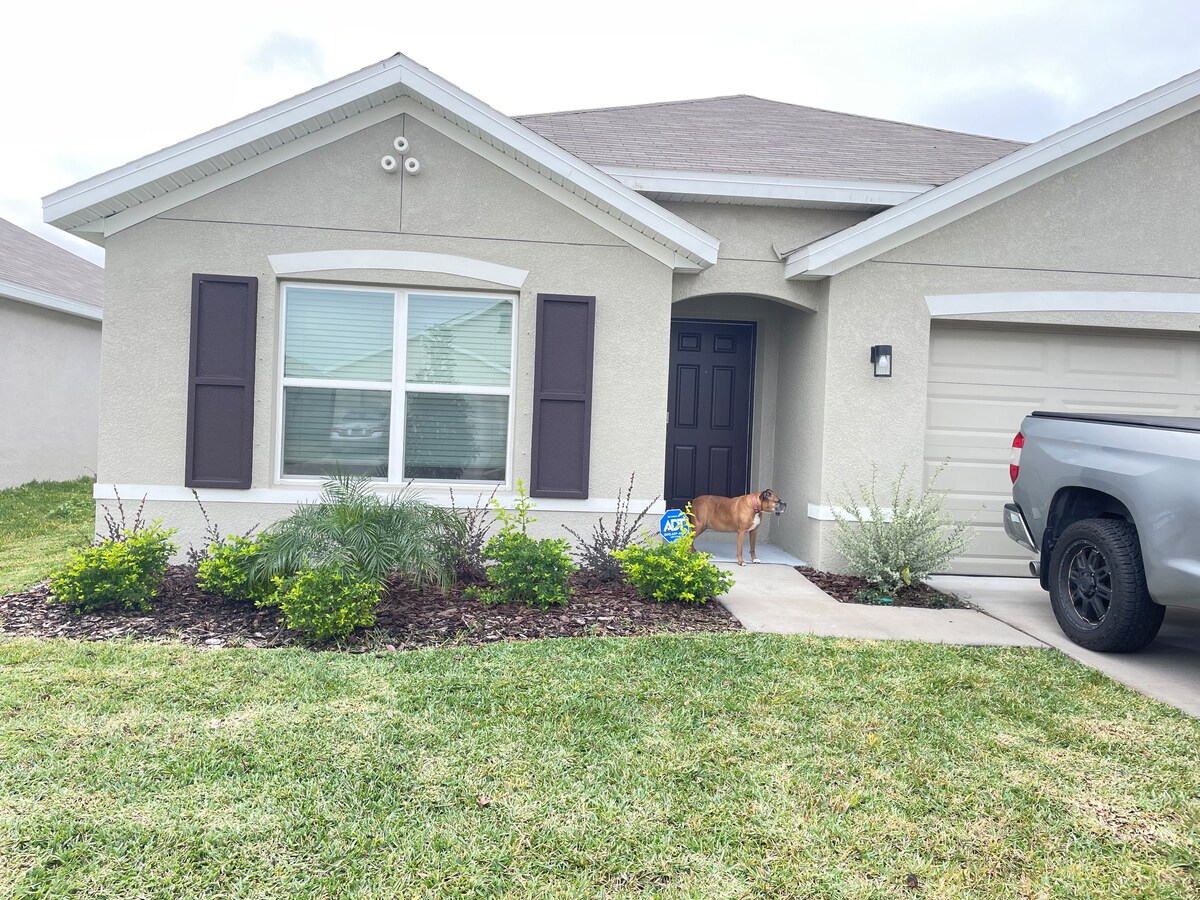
[246,475,465,595]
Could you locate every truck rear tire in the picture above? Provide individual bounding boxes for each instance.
[1048,518,1164,652]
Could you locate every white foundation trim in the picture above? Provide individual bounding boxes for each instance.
[926,291,1200,317]
[93,483,666,514]
[268,250,529,287]
[0,279,103,321]
[599,167,932,207]
[807,503,894,522]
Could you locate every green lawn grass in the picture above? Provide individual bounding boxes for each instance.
[2,634,1197,898]
[0,478,94,594]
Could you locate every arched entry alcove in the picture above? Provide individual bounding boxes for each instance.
[666,292,823,564]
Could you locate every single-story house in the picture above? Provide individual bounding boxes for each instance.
[43,54,1200,574]
[0,218,103,489]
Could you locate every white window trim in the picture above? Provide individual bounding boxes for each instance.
[275,281,518,490]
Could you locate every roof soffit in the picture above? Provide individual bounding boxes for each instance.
[783,67,1200,279]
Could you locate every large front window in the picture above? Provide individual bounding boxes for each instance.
[279,284,514,483]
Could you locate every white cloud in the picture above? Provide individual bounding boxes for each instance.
[3,0,1196,263]
[246,32,326,80]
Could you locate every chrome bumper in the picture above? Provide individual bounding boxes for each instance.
[1003,503,1037,553]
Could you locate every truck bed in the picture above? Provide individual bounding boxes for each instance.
[1030,411,1200,433]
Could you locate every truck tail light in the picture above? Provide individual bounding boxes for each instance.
[1010,431,1024,483]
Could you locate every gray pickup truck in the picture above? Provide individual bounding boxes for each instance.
[1004,411,1200,652]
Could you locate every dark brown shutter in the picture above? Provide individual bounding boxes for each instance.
[185,274,258,489]
[530,294,595,499]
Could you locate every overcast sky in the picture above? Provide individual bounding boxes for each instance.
[5,0,1197,266]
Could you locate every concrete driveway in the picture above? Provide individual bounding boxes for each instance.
[928,575,1200,717]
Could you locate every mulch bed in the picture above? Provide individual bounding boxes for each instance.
[0,567,741,652]
[797,566,970,610]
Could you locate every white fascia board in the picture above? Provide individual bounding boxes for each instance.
[600,167,932,207]
[0,279,102,321]
[784,67,1200,280]
[391,59,719,268]
[44,53,719,271]
[43,58,407,225]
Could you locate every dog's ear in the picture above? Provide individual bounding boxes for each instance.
[760,489,773,502]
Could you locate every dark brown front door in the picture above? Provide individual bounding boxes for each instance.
[665,319,755,510]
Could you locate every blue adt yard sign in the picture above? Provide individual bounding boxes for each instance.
[659,508,689,543]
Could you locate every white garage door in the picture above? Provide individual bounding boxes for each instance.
[925,324,1200,576]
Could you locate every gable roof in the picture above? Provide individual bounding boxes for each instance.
[0,218,103,320]
[784,67,1200,279]
[42,54,719,272]
[517,95,1025,186]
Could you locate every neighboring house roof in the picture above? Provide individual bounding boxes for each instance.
[42,54,720,272]
[784,67,1200,279]
[517,95,1025,186]
[0,217,103,321]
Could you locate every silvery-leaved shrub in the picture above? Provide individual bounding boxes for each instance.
[831,464,974,592]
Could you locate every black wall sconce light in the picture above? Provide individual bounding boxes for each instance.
[870,344,893,377]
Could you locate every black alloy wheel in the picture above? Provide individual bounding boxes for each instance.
[1047,518,1164,652]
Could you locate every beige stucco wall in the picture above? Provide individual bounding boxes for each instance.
[0,297,101,489]
[95,98,1200,571]
[802,108,1200,569]
[98,105,674,548]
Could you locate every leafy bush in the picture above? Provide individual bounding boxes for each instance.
[196,535,275,604]
[477,532,576,609]
[274,566,379,642]
[49,524,177,613]
[475,481,575,609]
[563,474,658,583]
[831,463,974,593]
[247,475,464,593]
[613,523,733,605]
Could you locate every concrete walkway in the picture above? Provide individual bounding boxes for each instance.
[716,562,1041,647]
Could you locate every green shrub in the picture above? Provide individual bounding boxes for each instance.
[196,535,275,604]
[831,463,975,593]
[477,531,575,609]
[275,566,379,642]
[474,481,575,609]
[613,527,733,605]
[48,525,177,613]
[248,475,463,593]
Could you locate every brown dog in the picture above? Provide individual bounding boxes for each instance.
[689,490,787,566]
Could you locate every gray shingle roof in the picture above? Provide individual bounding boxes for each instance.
[517,95,1025,186]
[0,217,103,307]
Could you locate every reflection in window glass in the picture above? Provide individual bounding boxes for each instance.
[284,287,393,381]
[282,387,391,478]
[406,295,511,387]
[404,393,508,481]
